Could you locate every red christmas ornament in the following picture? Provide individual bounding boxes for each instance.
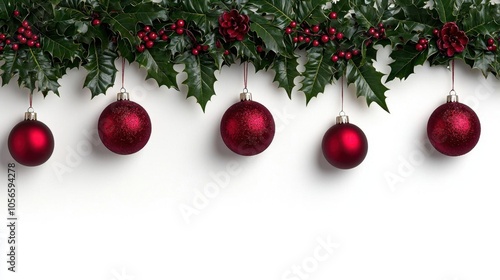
[98,91,152,155]
[8,110,55,166]
[322,115,368,169]
[427,94,480,156]
[220,92,275,156]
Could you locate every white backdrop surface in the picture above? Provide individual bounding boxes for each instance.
[0,46,499,280]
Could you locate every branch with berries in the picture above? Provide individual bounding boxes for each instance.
[0,0,498,112]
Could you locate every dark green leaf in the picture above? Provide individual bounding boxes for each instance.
[83,44,118,97]
[387,44,428,82]
[462,4,499,36]
[136,48,178,90]
[346,60,389,112]
[178,53,218,111]
[250,16,285,54]
[26,49,61,96]
[296,0,329,25]
[41,35,81,62]
[300,50,334,104]
[272,54,299,98]
[434,0,456,23]
[248,0,295,29]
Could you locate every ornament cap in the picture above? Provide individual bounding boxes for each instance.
[24,108,37,121]
[240,91,252,101]
[447,91,459,103]
[117,89,130,101]
[336,113,349,124]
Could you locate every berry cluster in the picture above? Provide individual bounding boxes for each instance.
[136,24,170,53]
[365,23,386,46]
[0,13,41,52]
[486,37,497,52]
[415,38,429,52]
[331,49,360,63]
[285,19,345,47]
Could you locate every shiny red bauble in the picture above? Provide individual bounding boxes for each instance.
[8,119,55,166]
[427,97,480,156]
[322,117,368,169]
[220,99,275,156]
[98,99,152,155]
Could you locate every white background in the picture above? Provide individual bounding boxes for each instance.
[0,45,499,280]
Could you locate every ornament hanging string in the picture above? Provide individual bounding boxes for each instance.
[450,60,456,95]
[121,57,127,92]
[340,75,345,115]
[243,61,249,92]
[28,92,33,110]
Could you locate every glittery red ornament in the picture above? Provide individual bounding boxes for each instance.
[220,94,275,156]
[98,93,152,155]
[8,111,54,167]
[427,95,480,156]
[322,115,368,169]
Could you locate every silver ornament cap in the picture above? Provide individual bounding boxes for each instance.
[240,91,252,101]
[336,113,349,124]
[24,108,37,121]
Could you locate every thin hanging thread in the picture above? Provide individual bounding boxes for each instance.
[243,61,249,92]
[340,75,345,115]
[451,59,455,93]
[121,57,126,91]
[29,92,33,109]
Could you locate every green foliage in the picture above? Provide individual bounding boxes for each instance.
[0,0,498,113]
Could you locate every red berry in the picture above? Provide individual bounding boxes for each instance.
[11,44,19,51]
[158,29,165,36]
[196,45,202,51]
[331,55,339,62]
[143,25,151,32]
[298,36,305,42]
[191,48,199,55]
[487,38,495,46]
[378,23,384,28]
[311,25,320,33]
[345,52,352,60]
[23,29,33,38]
[292,37,299,43]
[35,42,41,48]
[304,37,311,43]
[137,31,146,39]
[0,46,3,51]
[329,12,338,19]
[17,27,25,34]
[27,40,35,47]
[304,28,311,35]
[488,45,497,52]
[336,32,344,40]
[223,50,230,56]
[176,19,186,28]
[13,10,20,17]
[321,34,329,43]
[328,27,336,35]
[433,28,440,37]
[31,35,38,41]
[352,49,360,56]
[338,51,345,58]
[312,40,320,47]
[289,21,297,28]
[257,45,264,53]
[285,27,293,34]
[0,34,5,41]
[419,38,428,45]
[161,34,169,41]
[19,36,27,44]
[22,20,29,28]
[368,27,376,36]
[170,23,177,30]
[176,28,184,35]
[136,44,145,53]
[415,43,424,52]
[379,27,386,34]
[202,45,209,52]
[145,40,154,49]
[92,19,101,26]
[5,39,11,45]
[148,32,158,40]
[142,35,150,42]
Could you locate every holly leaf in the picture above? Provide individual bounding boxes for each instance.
[300,50,334,104]
[233,38,263,70]
[434,0,457,23]
[83,44,118,98]
[41,35,81,62]
[136,48,178,90]
[250,15,285,54]
[387,44,428,82]
[350,0,384,29]
[462,4,499,37]
[167,35,191,57]
[346,59,389,112]
[171,0,218,33]
[1,51,22,86]
[22,49,61,96]
[296,0,329,25]
[471,52,496,77]
[123,1,168,25]
[248,0,295,29]
[272,54,299,98]
[177,53,218,111]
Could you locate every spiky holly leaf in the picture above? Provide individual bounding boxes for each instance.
[272,54,299,98]
[0,0,15,20]
[300,50,334,104]
[247,0,295,29]
[167,35,191,57]
[41,36,81,62]
[170,0,218,34]
[20,49,62,96]
[250,15,285,54]
[83,44,118,98]
[1,51,22,86]
[350,0,384,29]
[177,52,218,111]
[296,0,329,25]
[471,52,496,77]
[433,0,457,23]
[387,44,430,82]
[136,47,178,90]
[462,3,499,37]
[346,59,389,112]
[233,38,263,70]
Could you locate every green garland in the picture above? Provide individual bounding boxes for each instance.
[0,0,499,112]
